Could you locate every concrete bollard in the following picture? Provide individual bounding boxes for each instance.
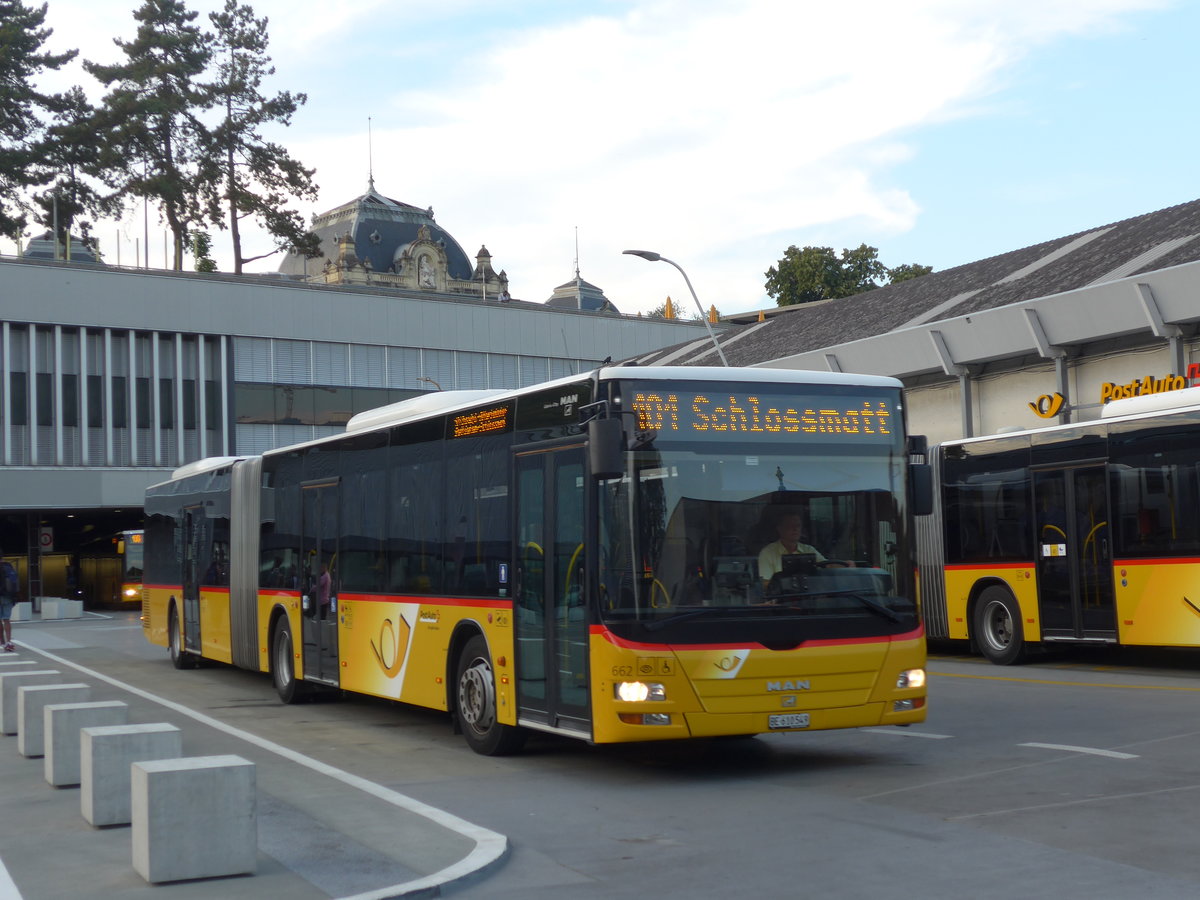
[10,602,32,622]
[18,683,90,757]
[81,723,182,827]
[44,701,129,787]
[131,755,257,883]
[39,598,84,620]
[0,670,61,734]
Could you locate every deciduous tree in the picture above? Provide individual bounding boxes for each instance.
[765,244,932,306]
[887,262,934,284]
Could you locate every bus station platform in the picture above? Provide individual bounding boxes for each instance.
[0,637,508,900]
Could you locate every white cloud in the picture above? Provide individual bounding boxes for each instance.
[10,0,1172,314]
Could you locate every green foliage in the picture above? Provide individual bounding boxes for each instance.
[85,0,214,270]
[203,0,319,272]
[5,0,319,271]
[189,228,217,271]
[32,87,122,255]
[765,243,933,306]
[887,262,934,284]
[0,0,77,237]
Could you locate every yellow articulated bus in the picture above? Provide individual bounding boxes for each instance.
[143,366,930,754]
[920,386,1200,664]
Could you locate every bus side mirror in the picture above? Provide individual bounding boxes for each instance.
[910,463,933,516]
[907,434,928,457]
[588,417,625,480]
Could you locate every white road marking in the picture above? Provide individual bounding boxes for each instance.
[15,641,507,900]
[1019,742,1138,759]
[861,727,953,739]
[0,855,22,899]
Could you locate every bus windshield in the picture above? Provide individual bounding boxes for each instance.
[597,439,917,643]
[123,533,145,582]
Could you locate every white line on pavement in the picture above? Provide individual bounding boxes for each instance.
[862,728,954,739]
[1019,742,1139,759]
[0,855,22,899]
[15,641,507,900]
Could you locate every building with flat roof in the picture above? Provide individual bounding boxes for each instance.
[0,231,713,602]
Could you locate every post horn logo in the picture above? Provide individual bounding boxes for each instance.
[371,616,411,678]
[1029,392,1065,418]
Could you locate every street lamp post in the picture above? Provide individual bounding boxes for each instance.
[622,250,729,366]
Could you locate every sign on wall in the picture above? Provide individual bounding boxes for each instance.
[1031,364,1200,417]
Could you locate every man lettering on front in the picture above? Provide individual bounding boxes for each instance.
[758,512,825,589]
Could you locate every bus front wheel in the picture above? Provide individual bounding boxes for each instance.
[272,619,306,704]
[455,635,525,756]
[168,605,195,670]
[974,586,1025,665]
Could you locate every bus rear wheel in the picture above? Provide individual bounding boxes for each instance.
[168,604,196,670]
[272,618,306,703]
[974,586,1025,665]
[455,635,525,756]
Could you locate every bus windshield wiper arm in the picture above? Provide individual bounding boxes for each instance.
[769,589,902,623]
[642,607,734,631]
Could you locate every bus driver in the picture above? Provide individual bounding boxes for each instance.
[758,512,825,588]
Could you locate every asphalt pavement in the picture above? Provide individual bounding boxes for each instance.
[0,616,507,900]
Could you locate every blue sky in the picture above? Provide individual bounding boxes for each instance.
[15,0,1198,316]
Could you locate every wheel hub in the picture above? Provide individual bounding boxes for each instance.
[984,602,1012,649]
[459,658,496,733]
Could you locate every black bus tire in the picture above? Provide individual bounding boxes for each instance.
[455,635,525,756]
[973,586,1026,665]
[272,618,306,703]
[168,604,196,670]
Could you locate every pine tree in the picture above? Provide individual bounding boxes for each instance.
[85,0,213,270]
[204,0,319,272]
[0,1,77,237]
[32,87,121,258]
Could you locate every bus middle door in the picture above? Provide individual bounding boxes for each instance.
[514,445,590,736]
[1033,465,1115,642]
[181,507,203,655]
[301,480,340,685]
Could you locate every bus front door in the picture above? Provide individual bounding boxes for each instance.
[1033,466,1115,642]
[301,481,340,685]
[514,445,590,736]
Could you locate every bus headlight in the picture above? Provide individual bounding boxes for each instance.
[896,668,926,690]
[615,682,666,702]
[124,588,139,598]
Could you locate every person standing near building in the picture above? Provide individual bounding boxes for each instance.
[0,554,17,652]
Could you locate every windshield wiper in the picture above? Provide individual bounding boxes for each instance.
[766,589,903,623]
[641,590,904,630]
[642,607,734,631]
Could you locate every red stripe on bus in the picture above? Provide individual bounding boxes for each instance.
[337,593,511,608]
[944,562,1032,571]
[143,583,231,594]
[1112,557,1200,566]
[150,585,512,608]
[590,623,924,651]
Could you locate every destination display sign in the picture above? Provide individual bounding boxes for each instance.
[628,387,898,444]
[449,404,512,439]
